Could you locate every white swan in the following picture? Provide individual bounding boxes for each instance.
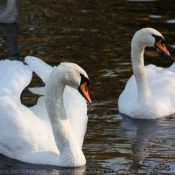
[0,0,18,23]
[0,56,91,167]
[118,27,175,119]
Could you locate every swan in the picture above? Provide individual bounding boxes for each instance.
[118,27,175,119]
[0,0,18,23]
[0,56,91,167]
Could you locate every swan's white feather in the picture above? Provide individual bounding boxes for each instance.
[119,28,175,119]
[25,56,53,83]
[0,59,59,165]
[25,56,88,148]
[119,64,175,118]
[168,62,175,72]
[0,57,88,166]
[0,60,32,99]
[29,86,87,147]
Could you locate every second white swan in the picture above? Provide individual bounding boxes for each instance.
[119,28,175,119]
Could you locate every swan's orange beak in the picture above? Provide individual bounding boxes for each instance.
[79,82,92,104]
[156,40,170,56]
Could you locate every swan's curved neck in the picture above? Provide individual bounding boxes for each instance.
[131,44,153,103]
[45,68,85,166]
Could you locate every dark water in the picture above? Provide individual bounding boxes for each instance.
[0,0,175,174]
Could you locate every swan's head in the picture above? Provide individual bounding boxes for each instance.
[132,28,170,56]
[59,63,92,104]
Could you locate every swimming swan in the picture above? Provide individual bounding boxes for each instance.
[0,56,91,167]
[118,27,175,119]
[0,0,18,23]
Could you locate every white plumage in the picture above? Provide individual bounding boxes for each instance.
[0,56,89,167]
[119,28,175,119]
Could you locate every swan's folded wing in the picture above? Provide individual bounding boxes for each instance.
[0,60,32,100]
[25,56,53,84]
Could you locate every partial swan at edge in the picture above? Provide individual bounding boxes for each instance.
[0,0,18,23]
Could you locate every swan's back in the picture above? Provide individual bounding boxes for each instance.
[119,64,175,118]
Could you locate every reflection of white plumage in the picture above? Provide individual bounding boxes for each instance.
[119,28,175,119]
[0,0,18,23]
[0,56,91,167]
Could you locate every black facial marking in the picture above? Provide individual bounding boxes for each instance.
[80,74,89,86]
[152,34,165,45]
[78,74,90,101]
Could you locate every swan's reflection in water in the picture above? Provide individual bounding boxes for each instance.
[120,114,156,169]
[0,23,19,60]
[120,113,175,173]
